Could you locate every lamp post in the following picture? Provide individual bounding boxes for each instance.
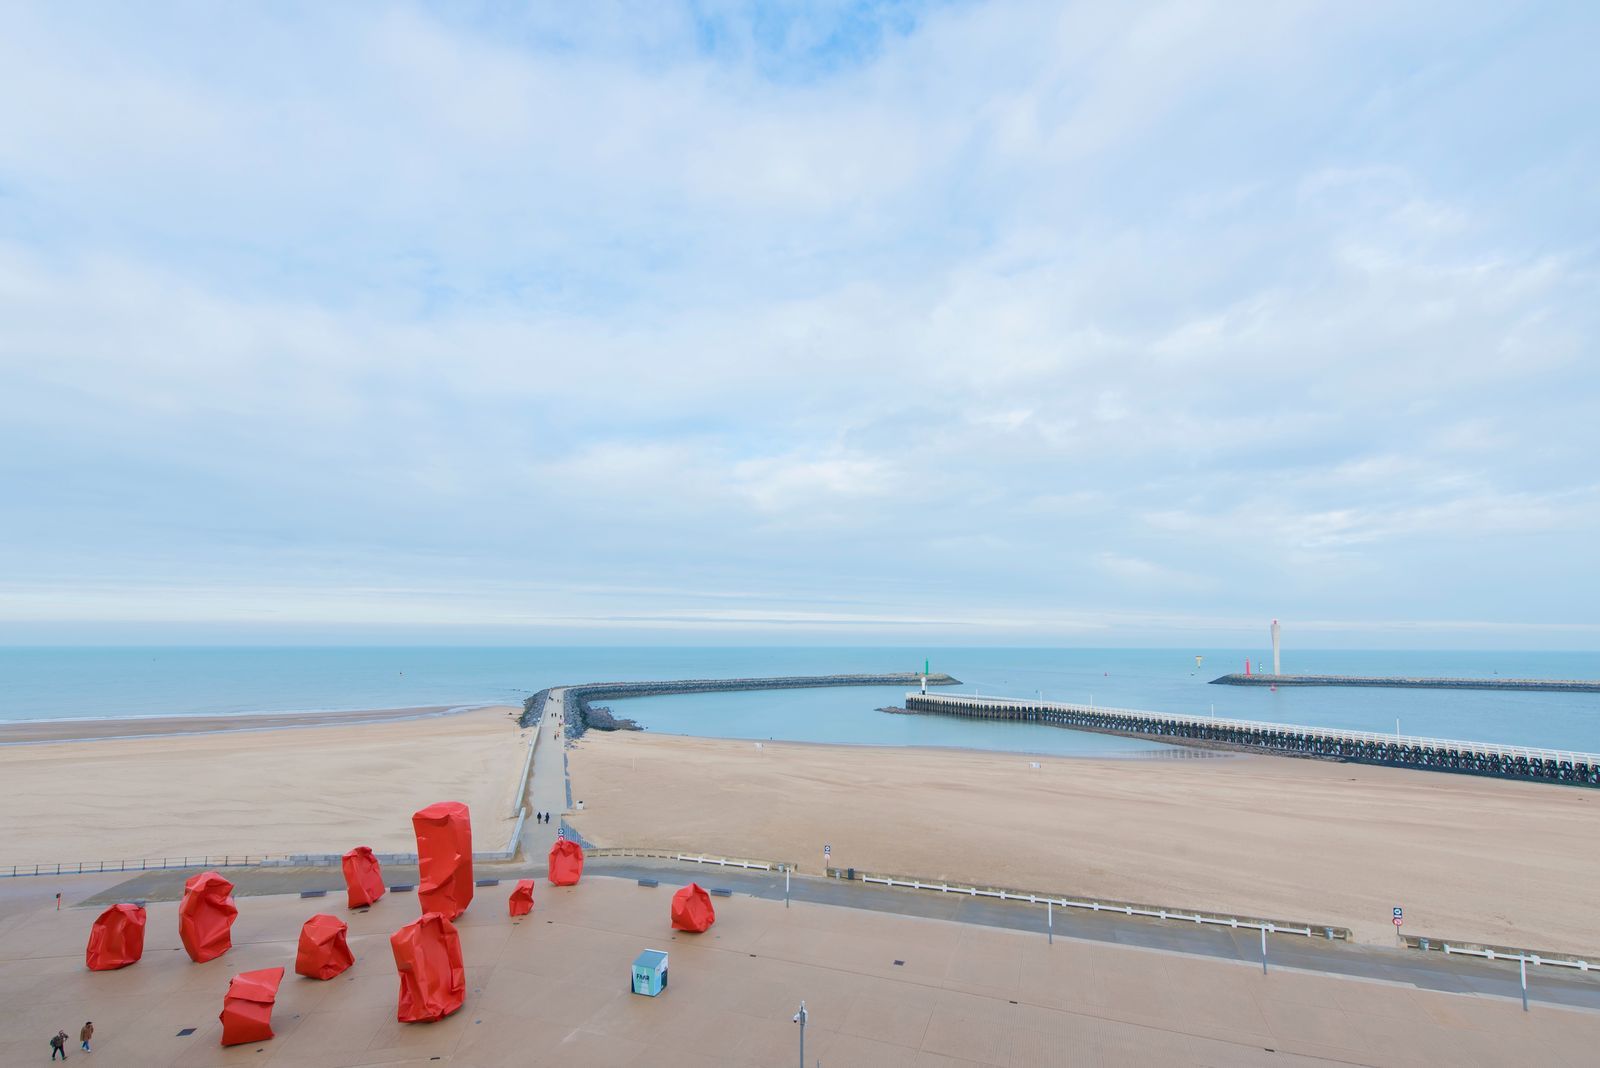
[793,1001,807,1067]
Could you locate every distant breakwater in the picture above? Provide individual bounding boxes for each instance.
[1211,674,1600,693]
[904,692,1600,788]
[519,673,962,736]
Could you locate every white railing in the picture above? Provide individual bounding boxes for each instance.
[828,866,1346,940]
[1410,938,1597,974]
[909,692,1600,766]
[587,847,792,872]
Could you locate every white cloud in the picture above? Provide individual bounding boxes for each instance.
[0,1,1596,643]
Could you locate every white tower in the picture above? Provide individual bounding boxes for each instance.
[1271,619,1281,676]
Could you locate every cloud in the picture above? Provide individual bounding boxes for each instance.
[0,1,1596,645]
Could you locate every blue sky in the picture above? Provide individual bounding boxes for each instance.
[1,2,1597,648]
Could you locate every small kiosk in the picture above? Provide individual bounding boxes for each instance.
[630,949,669,996]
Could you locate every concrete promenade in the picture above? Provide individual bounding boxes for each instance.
[31,856,1600,1016]
[520,687,569,862]
[3,867,1595,1065]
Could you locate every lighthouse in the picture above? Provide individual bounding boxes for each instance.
[1271,619,1281,676]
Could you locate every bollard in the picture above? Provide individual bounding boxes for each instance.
[1048,900,1053,945]
[1261,926,1268,974]
[1520,957,1528,1012]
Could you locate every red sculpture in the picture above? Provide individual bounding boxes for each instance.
[342,846,386,909]
[219,966,284,1046]
[670,882,716,933]
[295,913,354,980]
[508,879,535,917]
[548,839,584,886]
[85,903,146,970]
[179,871,238,963]
[390,912,466,1023]
[413,802,474,919]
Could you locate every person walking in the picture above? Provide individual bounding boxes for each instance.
[49,1029,67,1059]
[79,1022,93,1052]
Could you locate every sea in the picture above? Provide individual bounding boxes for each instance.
[2,646,1597,756]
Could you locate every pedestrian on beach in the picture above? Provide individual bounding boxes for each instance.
[80,1022,93,1052]
[49,1029,67,1059]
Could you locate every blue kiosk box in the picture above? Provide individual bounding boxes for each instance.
[631,950,669,996]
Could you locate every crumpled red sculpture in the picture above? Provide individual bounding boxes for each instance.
[179,871,238,963]
[342,846,386,909]
[390,912,466,1023]
[548,839,584,886]
[671,882,716,933]
[219,966,284,1046]
[86,903,146,970]
[295,913,354,980]
[508,879,535,917]
[413,802,473,919]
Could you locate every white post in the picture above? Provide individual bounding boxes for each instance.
[1396,717,1401,737]
[1261,926,1268,974]
[785,867,791,909]
[1521,957,1529,1012]
[1048,900,1053,944]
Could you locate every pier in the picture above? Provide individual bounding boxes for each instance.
[902,692,1600,787]
[523,672,963,733]
[1212,673,1600,692]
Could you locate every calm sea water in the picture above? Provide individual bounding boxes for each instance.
[2,646,1597,754]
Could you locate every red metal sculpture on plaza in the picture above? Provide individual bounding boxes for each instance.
[219,966,285,1046]
[178,871,238,963]
[85,903,146,970]
[295,913,355,980]
[670,882,716,933]
[342,845,386,909]
[390,912,466,1023]
[548,838,584,886]
[412,802,474,919]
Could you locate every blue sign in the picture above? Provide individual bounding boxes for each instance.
[1393,907,1403,918]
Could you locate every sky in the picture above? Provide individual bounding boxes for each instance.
[1,1,1597,648]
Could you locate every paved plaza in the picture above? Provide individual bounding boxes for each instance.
[1,870,1595,1066]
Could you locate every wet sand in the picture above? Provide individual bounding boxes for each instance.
[566,731,1600,953]
[0,704,465,745]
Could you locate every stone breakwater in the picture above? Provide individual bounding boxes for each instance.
[519,673,961,736]
[1212,674,1600,693]
[904,692,1600,787]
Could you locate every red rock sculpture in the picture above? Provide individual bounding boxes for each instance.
[178,871,238,963]
[508,879,535,917]
[85,903,146,970]
[295,913,354,980]
[670,882,716,933]
[412,802,474,919]
[342,846,386,909]
[390,912,466,1023]
[548,838,584,886]
[219,966,284,1046]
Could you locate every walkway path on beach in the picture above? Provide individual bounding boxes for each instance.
[520,687,568,861]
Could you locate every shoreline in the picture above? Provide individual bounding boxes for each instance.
[0,702,498,745]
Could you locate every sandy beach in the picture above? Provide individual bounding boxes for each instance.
[0,705,527,863]
[566,732,1600,953]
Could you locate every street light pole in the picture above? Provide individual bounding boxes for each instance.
[793,1001,807,1067]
